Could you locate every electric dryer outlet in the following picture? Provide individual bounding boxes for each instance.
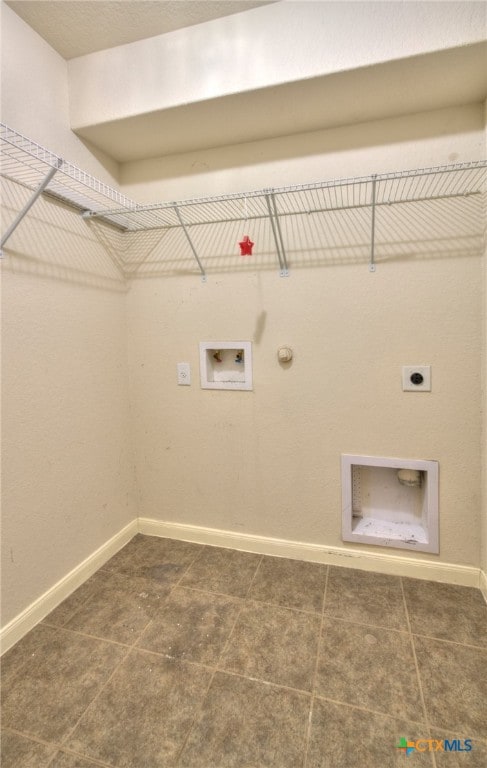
[402,365,431,392]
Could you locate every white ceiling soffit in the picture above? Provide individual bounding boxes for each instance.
[5,0,275,59]
[74,43,487,162]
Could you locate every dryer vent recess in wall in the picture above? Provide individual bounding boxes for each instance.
[341,454,439,553]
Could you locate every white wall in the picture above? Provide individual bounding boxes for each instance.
[121,104,484,200]
[124,103,484,570]
[0,4,136,627]
[0,2,119,182]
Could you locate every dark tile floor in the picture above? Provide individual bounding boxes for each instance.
[1,534,486,767]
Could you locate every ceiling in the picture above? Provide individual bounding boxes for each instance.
[5,0,275,59]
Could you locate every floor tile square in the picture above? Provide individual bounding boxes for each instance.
[315,619,424,721]
[61,570,169,644]
[65,648,212,768]
[414,636,487,738]
[178,672,310,767]
[307,698,434,767]
[248,556,327,613]
[137,587,241,664]
[324,567,407,629]
[102,534,202,579]
[1,625,126,743]
[0,730,56,767]
[42,574,101,629]
[403,578,487,647]
[1,624,49,689]
[179,546,262,597]
[219,601,320,690]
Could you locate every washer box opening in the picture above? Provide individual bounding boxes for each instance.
[341,454,439,553]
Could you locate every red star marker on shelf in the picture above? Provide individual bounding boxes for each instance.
[239,235,254,256]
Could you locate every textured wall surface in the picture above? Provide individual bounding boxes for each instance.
[0,6,134,626]
[0,3,119,181]
[1,183,136,626]
[125,106,484,569]
[126,244,482,568]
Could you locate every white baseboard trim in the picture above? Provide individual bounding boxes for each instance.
[138,517,481,589]
[480,569,487,604]
[2,517,482,656]
[0,520,138,655]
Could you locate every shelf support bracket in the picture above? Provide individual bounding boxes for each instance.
[369,175,377,272]
[173,204,206,282]
[265,192,289,277]
[0,159,63,257]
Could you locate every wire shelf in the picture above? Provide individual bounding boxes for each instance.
[0,123,138,229]
[90,162,487,230]
[1,122,486,277]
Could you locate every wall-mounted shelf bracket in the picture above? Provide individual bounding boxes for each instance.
[0,158,63,257]
[173,203,207,282]
[369,175,377,273]
[265,192,289,277]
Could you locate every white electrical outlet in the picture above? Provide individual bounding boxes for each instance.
[177,362,191,385]
[402,365,431,392]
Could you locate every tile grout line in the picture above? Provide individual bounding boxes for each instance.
[132,546,206,652]
[214,553,267,677]
[178,583,325,617]
[173,554,265,766]
[302,564,330,768]
[51,746,116,768]
[3,620,144,768]
[410,631,487,652]
[205,666,314,698]
[54,540,209,768]
[43,541,205,652]
[312,693,433,730]
[42,588,95,630]
[311,612,412,634]
[400,577,436,768]
[0,725,60,751]
[23,543,261,768]
[128,644,218,674]
[206,554,266,667]
[215,553,274,667]
[127,644,314,697]
[39,623,135,650]
[172,545,209,589]
[48,618,154,766]
[3,725,117,768]
[45,599,486,652]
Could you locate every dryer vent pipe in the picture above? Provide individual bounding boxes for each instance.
[397,469,422,487]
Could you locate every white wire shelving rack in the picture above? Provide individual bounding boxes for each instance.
[1,122,486,279]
